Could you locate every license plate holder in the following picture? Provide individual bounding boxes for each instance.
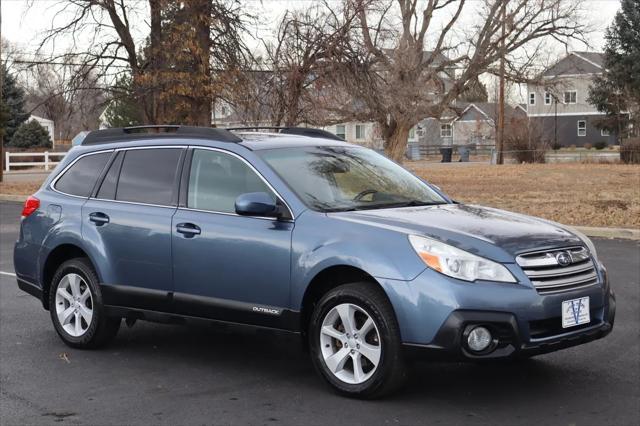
[562,296,590,328]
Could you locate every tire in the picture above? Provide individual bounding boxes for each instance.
[308,282,406,398]
[48,258,120,349]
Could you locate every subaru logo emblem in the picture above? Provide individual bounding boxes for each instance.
[555,251,572,267]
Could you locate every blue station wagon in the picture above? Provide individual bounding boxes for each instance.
[14,125,615,397]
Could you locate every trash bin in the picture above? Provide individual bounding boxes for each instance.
[458,146,470,162]
[440,147,453,163]
[407,143,421,161]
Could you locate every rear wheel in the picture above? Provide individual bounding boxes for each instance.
[49,258,120,349]
[308,282,406,398]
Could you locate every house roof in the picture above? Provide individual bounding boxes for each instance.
[454,102,525,123]
[542,52,604,77]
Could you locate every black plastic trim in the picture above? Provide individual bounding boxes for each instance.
[17,278,43,301]
[101,284,172,312]
[82,126,242,145]
[99,284,300,332]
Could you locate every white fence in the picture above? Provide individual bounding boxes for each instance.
[5,151,67,171]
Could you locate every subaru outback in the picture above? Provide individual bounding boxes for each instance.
[13,125,615,398]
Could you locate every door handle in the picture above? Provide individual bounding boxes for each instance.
[176,223,201,237]
[89,212,109,226]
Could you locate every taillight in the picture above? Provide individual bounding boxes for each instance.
[21,196,40,218]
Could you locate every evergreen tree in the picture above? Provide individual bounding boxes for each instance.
[588,0,640,136]
[8,120,52,149]
[102,74,144,128]
[1,65,30,143]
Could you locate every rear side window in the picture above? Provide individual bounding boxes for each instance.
[116,148,183,205]
[54,152,111,197]
[96,151,124,200]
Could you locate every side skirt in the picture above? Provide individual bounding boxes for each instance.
[100,284,301,333]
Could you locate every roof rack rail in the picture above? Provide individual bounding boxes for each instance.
[81,125,242,145]
[227,126,344,141]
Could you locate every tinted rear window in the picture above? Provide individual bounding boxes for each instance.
[54,152,111,197]
[116,148,183,205]
[96,151,123,200]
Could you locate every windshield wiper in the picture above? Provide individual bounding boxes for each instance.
[357,200,447,210]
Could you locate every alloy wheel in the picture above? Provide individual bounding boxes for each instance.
[319,303,382,385]
[55,273,93,337]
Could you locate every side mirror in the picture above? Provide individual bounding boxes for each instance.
[235,192,279,217]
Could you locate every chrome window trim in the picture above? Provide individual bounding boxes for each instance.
[50,149,115,199]
[90,197,178,210]
[184,145,295,220]
[79,144,295,220]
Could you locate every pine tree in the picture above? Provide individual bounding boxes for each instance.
[588,0,640,136]
[1,65,30,143]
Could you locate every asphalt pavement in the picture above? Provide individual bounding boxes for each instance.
[0,200,638,426]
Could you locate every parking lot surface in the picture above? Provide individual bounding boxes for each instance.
[0,201,638,425]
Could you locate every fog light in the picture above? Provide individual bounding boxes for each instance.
[467,326,492,352]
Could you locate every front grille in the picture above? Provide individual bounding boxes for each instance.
[516,246,598,294]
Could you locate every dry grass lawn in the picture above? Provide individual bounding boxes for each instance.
[1,163,639,228]
[407,163,640,228]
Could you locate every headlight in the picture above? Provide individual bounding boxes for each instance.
[408,235,517,283]
[566,226,599,262]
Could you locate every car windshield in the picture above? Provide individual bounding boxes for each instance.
[258,146,447,212]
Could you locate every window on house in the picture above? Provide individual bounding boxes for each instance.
[335,125,346,140]
[564,91,577,104]
[440,124,452,138]
[220,106,227,115]
[601,128,610,137]
[529,92,536,105]
[409,127,416,140]
[544,92,552,105]
[577,120,587,137]
[355,124,365,140]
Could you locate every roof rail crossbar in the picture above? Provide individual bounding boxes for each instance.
[81,125,242,145]
[227,126,344,141]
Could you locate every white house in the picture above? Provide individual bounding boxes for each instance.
[29,115,55,141]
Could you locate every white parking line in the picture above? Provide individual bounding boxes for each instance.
[0,271,16,277]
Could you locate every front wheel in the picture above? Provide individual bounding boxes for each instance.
[308,282,406,398]
[49,258,120,349]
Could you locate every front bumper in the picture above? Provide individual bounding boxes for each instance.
[378,262,616,360]
[403,290,615,360]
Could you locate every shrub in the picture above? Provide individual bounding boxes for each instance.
[503,119,547,163]
[569,144,576,149]
[620,138,640,164]
[594,141,607,150]
[584,143,593,150]
[8,120,52,148]
[552,142,562,150]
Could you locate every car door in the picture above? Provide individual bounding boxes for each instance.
[171,147,295,329]
[82,146,185,311]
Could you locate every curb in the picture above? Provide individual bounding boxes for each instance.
[574,226,640,241]
[0,194,28,203]
[0,194,638,240]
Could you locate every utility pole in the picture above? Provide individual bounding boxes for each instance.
[496,0,506,165]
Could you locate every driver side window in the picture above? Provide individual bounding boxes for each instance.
[187,149,275,214]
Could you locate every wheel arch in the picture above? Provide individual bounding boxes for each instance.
[40,243,98,310]
[299,265,396,335]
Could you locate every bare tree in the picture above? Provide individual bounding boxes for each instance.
[259,6,357,127]
[30,0,252,126]
[330,0,586,162]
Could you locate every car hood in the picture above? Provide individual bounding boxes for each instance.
[331,204,582,259]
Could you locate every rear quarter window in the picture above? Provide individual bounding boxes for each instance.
[54,152,112,197]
